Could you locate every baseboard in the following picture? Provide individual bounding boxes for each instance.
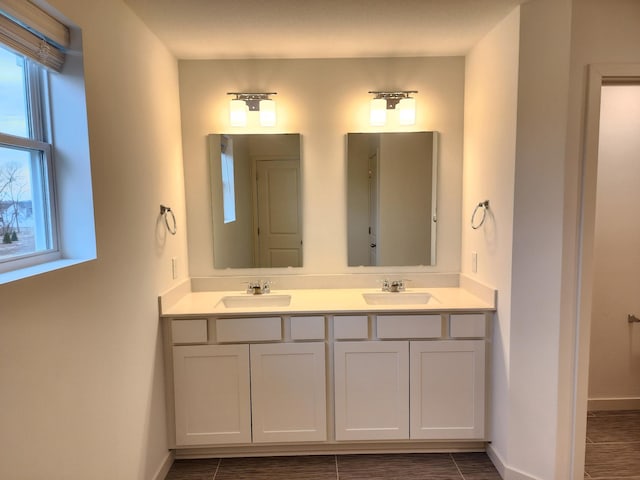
[486,444,507,478]
[486,444,543,480]
[151,451,174,480]
[588,397,640,411]
[174,441,487,459]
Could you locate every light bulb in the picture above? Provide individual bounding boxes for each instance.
[259,99,276,127]
[370,98,387,126]
[229,99,248,127]
[398,97,416,126]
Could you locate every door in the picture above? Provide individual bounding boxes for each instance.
[255,159,302,267]
[410,340,485,439]
[250,342,327,443]
[172,344,251,446]
[334,341,409,441]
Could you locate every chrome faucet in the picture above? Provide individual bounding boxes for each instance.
[246,280,271,295]
[382,279,405,293]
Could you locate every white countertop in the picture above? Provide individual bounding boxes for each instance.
[160,287,496,317]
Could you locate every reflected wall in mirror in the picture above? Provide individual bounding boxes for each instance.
[208,133,302,268]
[347,132,437,266]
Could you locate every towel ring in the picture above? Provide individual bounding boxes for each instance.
[160,205,177,235]
[471,200,489,230]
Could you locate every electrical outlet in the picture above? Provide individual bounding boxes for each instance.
[471,252,478,273]
[171,257,178,279]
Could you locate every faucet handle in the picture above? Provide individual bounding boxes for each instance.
[381,279,406,292]
[245,280,271,294]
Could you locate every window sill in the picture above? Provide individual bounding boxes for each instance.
[0,257,94,285]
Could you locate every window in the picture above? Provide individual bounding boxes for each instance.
[221,135,237,224]
[0,45,58,271]
[0,3,95,283]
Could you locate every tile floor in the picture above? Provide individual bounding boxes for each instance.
[585,410,640,479]
[165,452,501,480]
[165,410,640,479]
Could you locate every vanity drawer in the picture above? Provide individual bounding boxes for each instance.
[450,313,486,338]
[172,319,208,344]
[377,314,442,339]
[291,316,325,340]
[334,315,368,340]
[216,317,282,343]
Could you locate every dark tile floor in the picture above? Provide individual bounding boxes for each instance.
[165,452,501,480]
[165,410,640,479]
[585,410,640,479]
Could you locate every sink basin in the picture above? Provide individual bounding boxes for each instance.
[362,292,434,306]
[217,294,292,308]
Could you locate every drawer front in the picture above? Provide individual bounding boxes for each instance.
[216,317,282,343]
[450,313,486,338]
[334,315,369,340]
[291,316,325,340]
[172,319,208,344]
[377,315,442,339]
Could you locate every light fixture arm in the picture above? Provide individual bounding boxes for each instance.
[227,92,277,111]
[368,90,417,109]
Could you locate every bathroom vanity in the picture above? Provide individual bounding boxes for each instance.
[159,277,495,458]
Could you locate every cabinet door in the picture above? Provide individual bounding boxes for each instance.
[334,341,409,441]
[173,344,251,446]
[250,342,327,443]
[410,340,485,439]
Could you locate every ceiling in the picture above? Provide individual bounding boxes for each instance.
[123,0,527,60]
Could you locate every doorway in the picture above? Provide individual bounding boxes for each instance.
[574,65,640,479]
[253,158,302,268]
[585,81,640,477]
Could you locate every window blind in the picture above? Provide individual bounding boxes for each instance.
[0,0,69,72]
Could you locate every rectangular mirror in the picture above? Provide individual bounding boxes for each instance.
[347,132,437,266]
[208,133,302,268]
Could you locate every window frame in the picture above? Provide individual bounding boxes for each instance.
[0,50,60,273]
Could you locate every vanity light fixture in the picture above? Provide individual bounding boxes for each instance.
[368,91,418,126]
[227,92,277,127]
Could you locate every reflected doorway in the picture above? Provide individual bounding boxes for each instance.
[254,158,302,268]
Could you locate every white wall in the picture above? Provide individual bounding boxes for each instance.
[463,6,519,474]
[0,0,188,478]
[589,85,640,406]
[179,57,464,277]
[378,133,433,266]
[508,0,573,478]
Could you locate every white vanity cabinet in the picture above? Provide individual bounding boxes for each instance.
[333,314,487,442]
[250,342,327,443]
[165,306,492,455]
[170,318,326,447]
[410,340,485,439]
[173,344,251,446]
[334,341,409,440]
